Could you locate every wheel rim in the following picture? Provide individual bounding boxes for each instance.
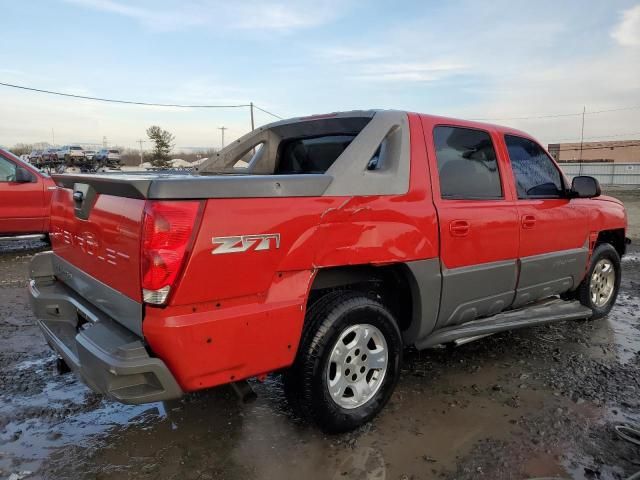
[589,258,616,308]
[326,324,388,410]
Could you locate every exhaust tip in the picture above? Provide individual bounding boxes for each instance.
[230,380,257,403]
[56,357,71,375]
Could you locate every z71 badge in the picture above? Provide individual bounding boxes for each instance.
[211,234,281,255]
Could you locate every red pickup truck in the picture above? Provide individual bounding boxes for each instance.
[28,111,628,432]
[0,148,56,240]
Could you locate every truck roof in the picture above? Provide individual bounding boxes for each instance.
[256,109,531,141]
[52,110,536,201]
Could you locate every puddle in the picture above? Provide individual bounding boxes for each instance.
[622,253,640,263]
[606,293,640,364]
[0,244,638,479]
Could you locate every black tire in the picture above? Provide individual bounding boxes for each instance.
[284,291,402,433]
[576,243,621,319]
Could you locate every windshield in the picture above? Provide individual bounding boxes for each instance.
[70,146,83,150]
[109,150,119,154]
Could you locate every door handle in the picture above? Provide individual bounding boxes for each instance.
[449,220,470,237]
[521,214,536,229]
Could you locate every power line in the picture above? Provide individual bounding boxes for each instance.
[470,105,640,121]
[253,104,284,120]
[550,131,640,143]
[0,81,284,120]
[0,81,251,108]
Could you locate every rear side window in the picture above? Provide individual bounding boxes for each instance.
[434,126,502,199]
[276,135,355,174]
[505,135,564,198]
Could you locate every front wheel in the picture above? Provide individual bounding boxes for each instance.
[284,291,402,433]
[576,243,621,319]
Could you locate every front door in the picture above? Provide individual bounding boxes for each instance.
[422,119,520,328]
[0,154,45,234]
[499,134,589,307]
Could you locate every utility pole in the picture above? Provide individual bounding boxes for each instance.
[579,105,586,174]
[51,128,55,146]
[250,102,255,131]
[137,139,145,165]
[103,136,107,148]
[218,126,227,149]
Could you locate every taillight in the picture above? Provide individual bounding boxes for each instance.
[141,200,201,305]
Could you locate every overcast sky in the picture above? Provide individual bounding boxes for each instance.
[1,0,639,150]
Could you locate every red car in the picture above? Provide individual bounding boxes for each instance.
[0,148,56,239]
[28,111,628,432]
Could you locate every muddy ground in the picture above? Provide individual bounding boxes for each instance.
[1,189,639,480]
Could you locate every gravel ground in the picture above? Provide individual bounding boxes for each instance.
[0,189,638,480]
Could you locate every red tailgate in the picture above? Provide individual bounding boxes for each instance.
[50,187,145,301]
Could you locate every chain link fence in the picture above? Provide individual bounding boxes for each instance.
[560,163,640,186]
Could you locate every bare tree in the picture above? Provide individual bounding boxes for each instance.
[10,143,35,156]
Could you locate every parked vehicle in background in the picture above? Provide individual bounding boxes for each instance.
[29,150,43,164]
[94,148,121,168]
[84,150,96,161]
[40,148,64,168]
[0,148,55,239]
[56,145,85,164]
[28,110,628,432]
[57,145,97,171]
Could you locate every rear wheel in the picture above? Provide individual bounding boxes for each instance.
[576,243,621,319]
[284,291,402,433]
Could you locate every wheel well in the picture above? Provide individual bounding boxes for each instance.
[596,229,626,257]
[309,265,414,332]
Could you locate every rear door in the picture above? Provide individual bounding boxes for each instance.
[0,152,45,234]
[422,118,519,328]
[499,134,589,307]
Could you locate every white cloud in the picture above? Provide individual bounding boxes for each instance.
[64,0,204,31]
[309,2,640,145]
[63,0,345,32]
[231,2,337,31]
[351,61,466,83]
[316,46,390,62]
[316,44,466,83]
[611,4,640,47]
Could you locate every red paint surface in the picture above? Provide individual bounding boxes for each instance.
[0,149,55,235]
[50,189,145,301]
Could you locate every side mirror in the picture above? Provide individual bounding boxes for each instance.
[571,175,600,198]
[14,166,34,183]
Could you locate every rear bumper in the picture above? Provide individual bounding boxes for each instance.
[28,251,182,404]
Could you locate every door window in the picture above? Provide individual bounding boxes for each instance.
[0,156,17,182]
[505,135,564,198]
[434,126,502,199]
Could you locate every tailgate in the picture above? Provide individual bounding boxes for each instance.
[50,184,145,305]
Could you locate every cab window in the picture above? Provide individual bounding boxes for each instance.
[505,135,564,198]
[434,126,502,199]
[276,135,356,174]
[0,156,17,182]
